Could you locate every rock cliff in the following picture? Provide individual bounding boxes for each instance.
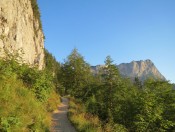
[117,59,166,81]
[0,0,44,69]
[91,59,166,81]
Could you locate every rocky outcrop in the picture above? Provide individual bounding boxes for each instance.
[91,65,105,75]
[117,59,166,81]
[0,0,44,69]
[91,59,166,81]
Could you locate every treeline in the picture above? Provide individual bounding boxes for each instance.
[0,50,60,131]
[58,49,175,132]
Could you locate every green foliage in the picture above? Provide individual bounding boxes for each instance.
[44,49,61,84]
[32,71,53,102]
[17,64,54,102]
[30,0,42,31]
[68,97,127,132]
[44,49,65,98]
[0,116,20,132]
[60,48,93,97]
[133,79,175,131]
[0,74,50,131]
[46,91,60,112]
[134,77,142,88]
[102,56,121,120]
[0,51,61,131]
[68,97,103,132]
[45,49,60,73]
[60,50,175,132]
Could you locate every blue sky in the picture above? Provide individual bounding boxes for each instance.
[38,0,175,83]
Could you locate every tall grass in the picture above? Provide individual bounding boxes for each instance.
[0,76,50,131]
[68,97,127,132]
[68,98,102,132]
[0,58,60,131]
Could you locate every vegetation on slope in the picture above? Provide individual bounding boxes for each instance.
[68,97,103,132]
[68,97,128,132]
[30,0,42,30]
[59,48,175,132]
[0,74,50,131]
[1,46,174,131]
[0,51,60,131]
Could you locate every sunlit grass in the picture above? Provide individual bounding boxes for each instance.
[0,77,51,131]
[0,58,61,131]
[46,91,61,112]
[68,97,102,132]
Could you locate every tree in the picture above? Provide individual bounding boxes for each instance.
[101,56,121,122]
[134,77,142,89]
[60,49,92,97]
[44,49,62,94]
[133,79,175,131]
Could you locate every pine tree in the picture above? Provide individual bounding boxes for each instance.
[102,56,121,121]
[60,48,92,97]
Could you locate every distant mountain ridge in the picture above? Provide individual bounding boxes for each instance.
[91,59,166,81]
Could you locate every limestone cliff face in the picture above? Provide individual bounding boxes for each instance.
[91,59,166,81]
[118,59,166,81]
[0,0,44,69]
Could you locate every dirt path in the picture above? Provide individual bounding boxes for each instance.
[51,97,76,132]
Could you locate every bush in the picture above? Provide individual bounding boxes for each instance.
[0,76,50,131]
[0,57,60,131]
[68,97,103,132]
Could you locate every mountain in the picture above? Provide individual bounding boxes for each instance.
[0,0,44,69]
[91,59,166,81]
[117,59,165,81]
[91,65,105,74]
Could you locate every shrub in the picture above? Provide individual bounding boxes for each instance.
[68,97,103,132]
[0,76,51,131]
[0,57,60,131]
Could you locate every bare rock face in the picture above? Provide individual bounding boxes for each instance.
[117,59,166,81]
[0,0,44,69]
[91,59,166,81]
[91,65,105,74]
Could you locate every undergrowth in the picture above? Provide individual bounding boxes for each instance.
[68,97,128,132]
[0,77,50,131]
[0,56,60,131]
[68,97,102,132]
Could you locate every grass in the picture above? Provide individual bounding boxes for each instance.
[46,91,61,112]
[0,58,61,131]
[68,97,102,132]
[0,76,51,131]
[67,97,128,132]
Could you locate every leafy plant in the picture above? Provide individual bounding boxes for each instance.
[0,50,60,131]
